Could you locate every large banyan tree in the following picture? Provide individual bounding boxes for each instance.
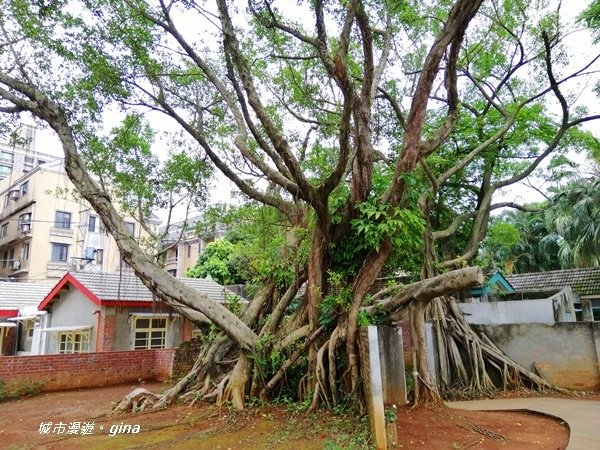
[0,0,599,409]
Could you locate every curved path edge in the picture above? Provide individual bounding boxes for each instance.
[447,397,600,450]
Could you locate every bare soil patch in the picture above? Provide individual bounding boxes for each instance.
[0,383,569,449]
[396,404,568,449]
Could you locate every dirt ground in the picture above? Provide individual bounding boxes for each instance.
[0,382,569,449]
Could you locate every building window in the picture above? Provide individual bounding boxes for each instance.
[8,248,14,263]
[51,243,69,262]
[20,181,29,196]
[95,248,104,264]
[187,245,191,258]
[59,330,90,354]
[21,242,30,261]
[191,325,203,340]
[0,222,7,238]
[133,317,167,349]
[2,251,7,268]
[0,151,13,163]
[54,210,71,229]
[125,221,136,237]
[18,213,31,233]
[88,215,97,232]
[23,156,34,172]
[0,165,11,175]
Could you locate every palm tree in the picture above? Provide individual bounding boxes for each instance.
[547,177,600,267]
[484,209,561,274]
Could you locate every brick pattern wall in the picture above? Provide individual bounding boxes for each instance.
[99,314,117,352]
[172,338,204,379]
[181,319,192,342]
[0,349,175,392]
[396,319,412,365]
[154,348,175,380]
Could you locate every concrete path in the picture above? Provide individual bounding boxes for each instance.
[447,398,600,450]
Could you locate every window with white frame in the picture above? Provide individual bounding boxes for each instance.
[59,330,90,354]
[133,317,167,349]
[0,222,7,238]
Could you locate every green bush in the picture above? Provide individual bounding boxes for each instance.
[0,378,45,401]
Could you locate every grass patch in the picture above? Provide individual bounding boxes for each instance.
[0,378,45,401]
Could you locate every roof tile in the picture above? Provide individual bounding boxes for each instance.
[506,267,600,297]
[0,282,54,310]
[68,272,237,303]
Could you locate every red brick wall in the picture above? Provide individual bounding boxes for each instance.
[172,338,203,379]
[396,319,412,365]
[154,348,175,380]
[0,349,175,392]
[181,319,193,342]
[99,313,117,352]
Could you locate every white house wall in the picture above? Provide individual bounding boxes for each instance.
[44,288,98,353]
[458,299,558,325]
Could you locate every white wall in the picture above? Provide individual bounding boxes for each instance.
[43,287,98,353]
[459,299,556,325]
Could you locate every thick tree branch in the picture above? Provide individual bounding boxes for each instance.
[0,72,260,351]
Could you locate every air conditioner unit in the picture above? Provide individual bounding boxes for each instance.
[20,223,31,234]
[84,247,96,260]
[11,260,21,270]
[8,190,20,200]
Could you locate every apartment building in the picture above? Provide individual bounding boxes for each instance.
[0,159,155,282]
[0,125,59,181]
[162,217,225,277]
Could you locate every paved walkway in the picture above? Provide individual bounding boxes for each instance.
[447,398,600,450]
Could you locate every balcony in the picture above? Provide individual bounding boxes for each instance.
[49,226,74,240]
[164,256,178,272]
[0,259,28,278]
[9,259,28,276]
[0,190,34,221]
[0,224,32,249]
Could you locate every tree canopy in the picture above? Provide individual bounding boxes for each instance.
[0,0,598,411]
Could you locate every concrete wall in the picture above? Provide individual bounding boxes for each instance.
[459,299,556,325]
[0,349,174,391]
[474,322,600,390]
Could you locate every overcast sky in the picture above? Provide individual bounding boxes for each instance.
[23,2,600,222]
